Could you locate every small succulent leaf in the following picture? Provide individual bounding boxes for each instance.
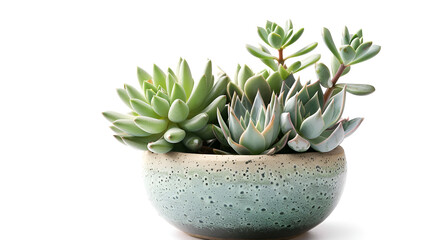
[285,19,293,33]
[205,74,229,105]
[277,65,289,80]
[354,41,372,60]
[137,67,152,87]
[286,42,318,59]
[239,122,266,154]
[268,32,283,49]
[168,99,189,123]
[322,27,343,63]
[244,75,272,104]
[179,113,209,132]
[152,64,167,90]
[322,87,346,128]
[300,109,325,139]
[176,58,183,77]
[342,26,350,45]
[113,135,126,144]
[130,99,159,118]
[349,45,381,65]
[170,82,187,103]
[266,72,283,95]
[286,78,303,101]
[151,95,170,117]
[125,84,145,102]
[204,60,213,89]
[228,108,245,142]
[315,63,332,88]
[304,93,321,116]
[201,95,227,122]
[296,84,310,103]
[342,65,351,76]
[232,95,247,119]
[166,74,176,96]
[228,137,252,155]
[110,126,125,135]
[288,61,302,73]
[194,124,215,140]
[147,138,174,153]
[281,107,297,135]
[288,134,311,152]
[295,54,321,73]
[260,69,270,80]
[238,65,254,90]
[178,60,194,98]
[213,125,229,146]
[336,83,375,96]
[142,81,157,96]
[350,38,360,50]
[134,116,168,134]
[265,21,273,32]
[156,90,170,102]
[339,45,356,65]
[250,91,267,123]
[331,56,341,76]
[263,131,290,155]
[284,28,304,48]
[233,64,241,84]
[163,127,186,143]
[102,111,133,123]
[212,148,232,155]
[145,89,156,103]
[261,107,281,148]
[310,122,345,152]
[257,27,270,45]
[282,29,294,46]
[117,88,131,108]
[227,82,243,100]
[113,119,151,137]
[183,133,203,152]
[186,75,209,111]
[343,117,364,137]
[274,25,285,38]
[121,136,150,150]
[246,44,276,59]
[167,68,178,81]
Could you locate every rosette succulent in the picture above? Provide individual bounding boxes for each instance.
[102,59,228,153]
[214,92,290,155]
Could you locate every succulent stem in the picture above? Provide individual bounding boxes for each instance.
[323,63,346,105]
[278,49,285,67]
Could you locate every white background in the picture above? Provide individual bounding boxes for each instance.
[1,0,428,239]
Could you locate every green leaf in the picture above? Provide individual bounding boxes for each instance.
[228,137,252,155]
[168,99,189,123]
[310,123,344,152]
[130,98,159,118]
[102,111,133,123]
[186,75,209,111]
[179,113,209,132]
[164,127,186,143]
[152,64,166,89]
[322,27,343,64]
[336,83,375,96]
[113,119,150,137]
[286,42,318,59]
[266,72,283,95]
[227,82,243,100]
[244,74,272,104]
[170,82,187,103]
[205,74,229,105]
[239,122,266,154]
[278,65,290,80]
[228,109,245,143]
[117,88,131,108]
[237,64,254,90]
[166,73,176,96]
[137,67,151,87]
[274,25,285,38]
[201,95,227,122]
[257,27,269,45]
[354,42,372,60]
[121,136,149,150]
[147,138,174,153]
[315,63,332,88]
[179,59,194,98]
[350,38,360,50]
[183,133,203,151]
[134,116,168,134]
[124,84,145,102]
[295,54,321,72]
[342,26,350,45]
[216,108,231,138]
[268,32,283,49]
[246,44,276,59]
[323,87,346,128]
[213,125,229,146]
[204,60,213,89]
[349,45,381,65]
[194,124,215,140]
[288,61,302,73]
[343,118,364,137]
[339,45,356,65]
[151,95,170,117]
[284,28,304,48]
[300,109,325,139]
[287,134,310,152]
[280,112,296,135]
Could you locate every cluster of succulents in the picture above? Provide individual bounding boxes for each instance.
[103,20,380,154]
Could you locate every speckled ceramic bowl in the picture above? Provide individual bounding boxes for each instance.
[143,146,346,240]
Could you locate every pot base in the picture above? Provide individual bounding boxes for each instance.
[186,231,305,240]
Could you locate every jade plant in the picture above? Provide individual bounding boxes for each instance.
[103,20,380,154]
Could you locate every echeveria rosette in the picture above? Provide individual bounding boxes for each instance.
[279,79,363,152]
[214,92,290,155]
[102,59,227,153]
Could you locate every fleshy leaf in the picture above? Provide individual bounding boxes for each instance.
[268,32,283,49]
[117,88,131,108]
[168,99,189,123]
[239,122,266,154]
[134,116,168,134]
[130,98,159,118]
[113,119,151,137]
[295,54,321,72]
[300,109,325,139]
[228,108,245,143]
[315,63,332,88]
[201,95,226,122]
[244,75,271,104]
[187,75,209,111]
[285,42,318,59]
[336,83,375,96]
[179,60,194,98]
[310,123,345,152]
[288,134,311,152]
[183,133,203,152]
[228,137,252,155]
[137,67,151,88]
[342,26,350,45]
[322,87,346,128]
[322,27,343,63]
[164,127,186,143]
[213,125,229,146]
[124,84,145,102]
[349,45,381,65]
[238,65,254,90]
[283,28,304,48]
[151,95,170,117]
[262,131,290,155]
[339,45,356,65]
[217,108,231,139]
[170,82,187,103]
[257,27,269,45]
[102,111,133,123]
[147,138,173,153]
[227,82,243,100]
[179,113,209,132]
[246,44,276,59]
[343,117,364,137]
[152,64,167,89]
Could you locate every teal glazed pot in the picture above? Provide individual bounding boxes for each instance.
[143,146,346,240]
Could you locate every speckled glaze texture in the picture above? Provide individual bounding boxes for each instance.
[143,147,346,240]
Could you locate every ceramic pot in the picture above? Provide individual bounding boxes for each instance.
[143,146,346,240]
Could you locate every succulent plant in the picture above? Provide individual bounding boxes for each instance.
[102,59,228,153]
[214,92,290,155]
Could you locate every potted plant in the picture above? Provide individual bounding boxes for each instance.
[103,20,380,240]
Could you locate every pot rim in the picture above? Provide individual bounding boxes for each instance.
[144,146,344,161]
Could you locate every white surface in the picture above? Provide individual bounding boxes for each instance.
[0,0,427,239]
